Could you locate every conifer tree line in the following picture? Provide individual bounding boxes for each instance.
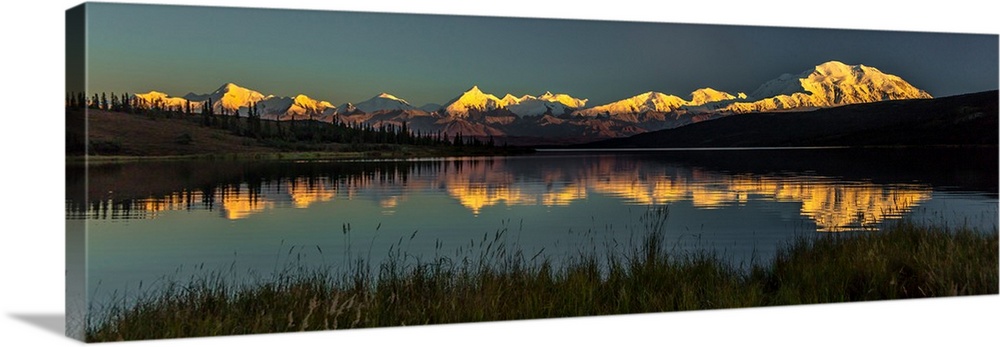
[66,91,500,148]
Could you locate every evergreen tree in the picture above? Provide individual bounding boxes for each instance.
[76,92,86,110]
[202,101,210,126]
[400,122,409,144]
[120,93,131,113]
[250,102,262,138]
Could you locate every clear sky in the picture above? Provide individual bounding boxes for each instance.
[83,2,998,107]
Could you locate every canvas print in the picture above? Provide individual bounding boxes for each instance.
[65,1,999,342]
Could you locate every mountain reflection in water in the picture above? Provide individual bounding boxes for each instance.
[68,148,994,233]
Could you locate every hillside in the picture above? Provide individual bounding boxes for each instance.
[74,110,279,157]
[69,109,528,158]
[578,90,998,148]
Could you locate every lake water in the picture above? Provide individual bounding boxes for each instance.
[66,148,998,310]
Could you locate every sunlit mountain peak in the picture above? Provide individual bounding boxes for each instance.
[575,91,687,117]
[138,90,169,98]
[537,91,588,109]
[500,93,524,106]
[292,94,314,103]
[179,82,267,113]
[134,90,195,110]
[688,87,744,106]
[443,85,504,117]
[726,60,933,113]
[211,82,262,98]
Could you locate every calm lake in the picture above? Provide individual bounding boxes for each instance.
[67,148,998,309]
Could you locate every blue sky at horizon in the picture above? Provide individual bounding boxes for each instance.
[84,2,999,107]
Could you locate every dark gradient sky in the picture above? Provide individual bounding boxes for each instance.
[85,2,998,107]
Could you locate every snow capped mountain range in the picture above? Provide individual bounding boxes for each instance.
[132,61,932,142]
[252,94,336,121]
[721,61,932,113]
[575,91,690,117]
[184,82,268,113]
[407,86,592,118]
[504,92,589,117]
[134,91,191,110]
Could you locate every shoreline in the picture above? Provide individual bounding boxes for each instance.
[67,146,537,165]
[67,151,375,164]
[68,144,998,164]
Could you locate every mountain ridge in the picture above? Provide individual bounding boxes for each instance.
[129,61,936,144]
[574,90,996,149]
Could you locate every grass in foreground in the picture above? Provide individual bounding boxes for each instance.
[86,215,998,342]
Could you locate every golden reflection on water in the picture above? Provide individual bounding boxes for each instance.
[112,156,933,232]
[434,158,932,232]
[220,192,273,220]
[286,178,336,209]
[542,184,588,207]
[445,182,538,215]
[136,191,204,219]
